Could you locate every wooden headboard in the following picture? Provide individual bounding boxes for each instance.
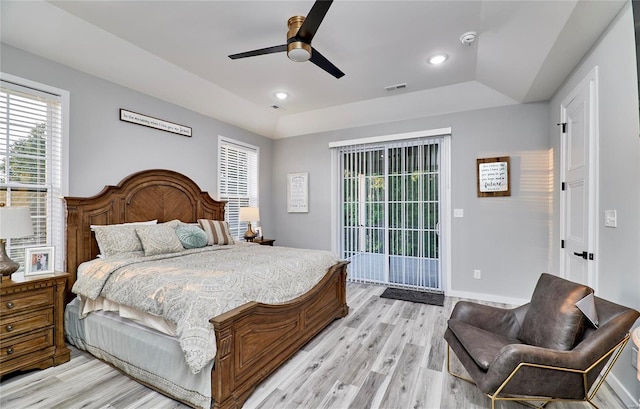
[64,169,226,292]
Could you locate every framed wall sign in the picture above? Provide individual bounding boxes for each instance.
[477,156,511,197]
[287,172,309,212]
[120,109,192,137]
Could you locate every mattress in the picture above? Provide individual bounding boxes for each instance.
[64,297,212,409]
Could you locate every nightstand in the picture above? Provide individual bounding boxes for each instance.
[253,238,275,246]
[0,272,71,378]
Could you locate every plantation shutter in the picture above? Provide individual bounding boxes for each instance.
[0,80,65,271]
[218,137,259,239]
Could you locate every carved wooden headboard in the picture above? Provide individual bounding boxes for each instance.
[64,169,226,293]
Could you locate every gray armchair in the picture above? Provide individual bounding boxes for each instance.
[444,273,639,409]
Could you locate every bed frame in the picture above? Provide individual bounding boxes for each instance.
[64,169,349,409]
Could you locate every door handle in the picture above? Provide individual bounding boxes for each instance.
[573,251,587,259]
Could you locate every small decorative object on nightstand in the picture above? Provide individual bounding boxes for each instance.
[0,204,34,280]
[253,238,275,246]
[240,207,260,241]
[0,272,71,377]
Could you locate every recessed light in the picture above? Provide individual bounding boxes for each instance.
[274,92,288,100]
[428,54,448,65]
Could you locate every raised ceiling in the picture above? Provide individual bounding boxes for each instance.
[0,1,626,138]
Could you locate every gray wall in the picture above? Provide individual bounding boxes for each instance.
[550,3,640,403]
[273,102,551,302]
[0,44,274,237]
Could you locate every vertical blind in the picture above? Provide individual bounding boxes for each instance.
[0,80,64,271]
[218,137,259,239]
[336,136,442,291]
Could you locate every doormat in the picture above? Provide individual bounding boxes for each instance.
[380,287,445,306]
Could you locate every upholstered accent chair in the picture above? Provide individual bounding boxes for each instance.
[444,273,639,409]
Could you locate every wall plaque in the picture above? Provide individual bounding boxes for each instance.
[477,156,510,197]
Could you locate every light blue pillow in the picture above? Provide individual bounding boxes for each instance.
[176,224,208,249]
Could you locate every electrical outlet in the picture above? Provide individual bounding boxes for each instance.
[632,346,638,370]
[473,269,481,279]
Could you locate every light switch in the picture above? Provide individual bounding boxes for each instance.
[454,209,464,218]
[604,210,617,228]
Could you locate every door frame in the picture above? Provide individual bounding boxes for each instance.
[329,128,451,293]
[559,66,599,290]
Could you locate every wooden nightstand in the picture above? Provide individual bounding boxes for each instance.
[0,272,71,378]
[253,238,275,246]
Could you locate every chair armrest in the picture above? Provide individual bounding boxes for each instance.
[449,301,522,339]
[478,343,595,398]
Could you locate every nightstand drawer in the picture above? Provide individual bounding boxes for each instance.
[0,308,54,340]
[0,329,54,363]
[1,287,54,316]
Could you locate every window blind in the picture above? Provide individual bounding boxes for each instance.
[334,135,443,291]
[218,137,259,239]
[0,80,65,271]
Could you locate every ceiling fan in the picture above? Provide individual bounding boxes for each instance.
[228,0,345,79]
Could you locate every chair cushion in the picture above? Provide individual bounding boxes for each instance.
[448,319,523,371]
[518,273,592,350]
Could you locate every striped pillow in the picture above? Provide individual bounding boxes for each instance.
[198,219,234,245]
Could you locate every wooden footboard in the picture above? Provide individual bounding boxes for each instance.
[211,260,349,409]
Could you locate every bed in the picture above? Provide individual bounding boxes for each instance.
[63,169,349,409]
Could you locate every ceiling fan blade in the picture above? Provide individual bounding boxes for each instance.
[310,47,344,79]
[296,0,333,43]
[229,44,287,59]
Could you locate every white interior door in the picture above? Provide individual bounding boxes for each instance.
[560,69,598,287]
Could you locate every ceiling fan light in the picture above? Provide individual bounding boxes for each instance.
[287,42,311,62]
[428,54,448,65]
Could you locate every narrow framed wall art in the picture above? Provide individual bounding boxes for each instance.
[287,172,309,212]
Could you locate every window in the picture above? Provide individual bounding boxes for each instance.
[218,136,258,239]
[0,76,68,272]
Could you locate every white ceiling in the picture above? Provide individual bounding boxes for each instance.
[0,0,626,138]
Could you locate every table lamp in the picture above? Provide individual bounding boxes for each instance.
[239,207,260,241]
[0,204,34,280]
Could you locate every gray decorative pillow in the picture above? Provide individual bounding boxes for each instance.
[575,292,599,328]
[198,219,234,245]
[91,220,157,258]
[176,224,208,249]
[135,225,184,256]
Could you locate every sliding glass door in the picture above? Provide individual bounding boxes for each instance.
[338,137,442,291]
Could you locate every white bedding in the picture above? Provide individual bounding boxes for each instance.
[72,243,340,374]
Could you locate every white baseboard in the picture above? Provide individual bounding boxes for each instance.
[446,288,528,307]
[606,372,639,409]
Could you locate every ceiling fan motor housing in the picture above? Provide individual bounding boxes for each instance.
[287,16,311,62]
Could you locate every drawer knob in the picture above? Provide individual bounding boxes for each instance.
[6,325,13,332]
[6,347,13,355]
[6,301,14,309]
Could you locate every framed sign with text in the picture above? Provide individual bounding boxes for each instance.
[287,172,309,212]
[477,156,511,197]
[120,109,192,137]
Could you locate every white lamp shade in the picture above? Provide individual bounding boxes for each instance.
[239,207,260,222]
[0,207,34,239]
[633,327,640,381]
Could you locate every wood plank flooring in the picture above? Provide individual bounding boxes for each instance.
[0,283,627,409]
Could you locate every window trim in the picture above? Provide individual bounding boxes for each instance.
[0,72,70,272]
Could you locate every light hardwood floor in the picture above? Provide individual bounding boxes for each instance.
[0,283,627,409]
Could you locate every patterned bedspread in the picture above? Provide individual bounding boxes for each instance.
[72,243,340,374]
